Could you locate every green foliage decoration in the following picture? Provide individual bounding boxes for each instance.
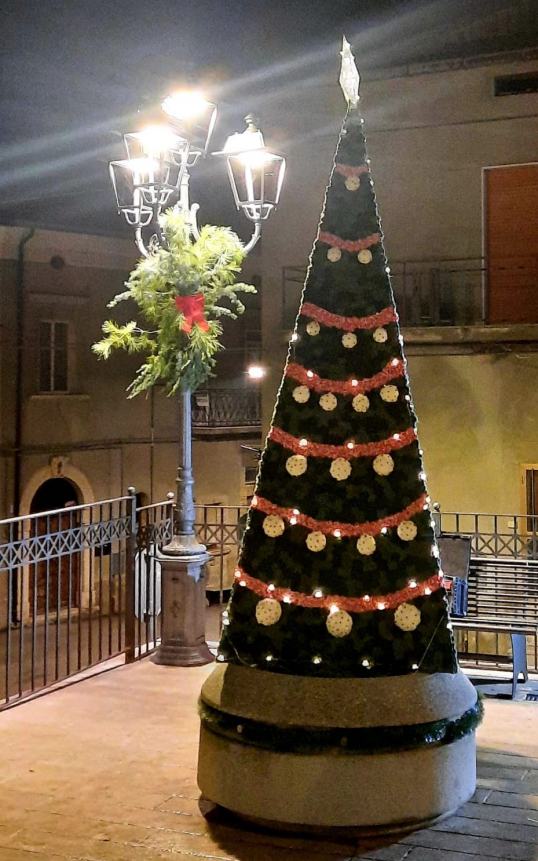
[199,697,483,756]
[93,210,256,395]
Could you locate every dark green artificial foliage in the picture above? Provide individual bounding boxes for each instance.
[219,106,458,679]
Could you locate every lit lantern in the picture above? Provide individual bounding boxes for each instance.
[216,115,286,222]
[161,90,217,156]
[109,125,188,227]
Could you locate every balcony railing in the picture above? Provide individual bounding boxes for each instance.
[192,388,261,430]
[282,257,487,329]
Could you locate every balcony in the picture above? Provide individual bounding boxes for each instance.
[191,388,261,437]
[282,256,538,329]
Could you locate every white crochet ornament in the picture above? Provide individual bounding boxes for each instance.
[352,393,370,413]
[330,458,352,481]
[373,454,394,476]
[263,514,285,538]
[293,385,310,404]
[326,609,353,638]
[357,534,376,555]
[306,531,327,552]
[394,602,421,632]
[358,249,372,264]
[345,175,361,191]
[397,520,418,541]
[319,392,337,411]
[373,327,388,343]
[342,332,357,349]
[306,320,321,336]
[380,384,399,403]
[286,454,307,477]
[256,598,282,627]
[327,247,342,262]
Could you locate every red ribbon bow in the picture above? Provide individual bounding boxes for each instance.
[174,293,209,334]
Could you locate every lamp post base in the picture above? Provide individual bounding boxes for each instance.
[151,544,214,668]
[152,640,214,667]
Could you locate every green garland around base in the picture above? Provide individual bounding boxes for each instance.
[199,696,483,756]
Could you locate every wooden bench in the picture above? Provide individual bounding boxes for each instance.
[449,554,538,698]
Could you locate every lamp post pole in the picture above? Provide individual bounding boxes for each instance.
[152,388,213,666]
[109,90,285,667]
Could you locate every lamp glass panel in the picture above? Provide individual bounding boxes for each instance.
[227,152,285,220]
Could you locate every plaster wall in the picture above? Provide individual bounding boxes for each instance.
[0,227,261,520]
[408,351,538,514]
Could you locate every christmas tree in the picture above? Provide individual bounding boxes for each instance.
[198,41,480,831]
[218,42,455,678]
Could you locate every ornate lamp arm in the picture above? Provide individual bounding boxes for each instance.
[134,227,150,258]
[243,220,262,254]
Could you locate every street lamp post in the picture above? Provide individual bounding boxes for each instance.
[109,91,285,665]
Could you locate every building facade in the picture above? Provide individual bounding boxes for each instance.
[258,47,538,520]
[0,227,261,527]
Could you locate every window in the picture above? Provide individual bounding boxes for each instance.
[39,321,68,392]
[494,72,538,97]
[525,467,538,530]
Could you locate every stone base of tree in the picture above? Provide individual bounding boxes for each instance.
[197,664,477,831]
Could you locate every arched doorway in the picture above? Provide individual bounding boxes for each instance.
[30,478,79,514]
[29,478,81,616]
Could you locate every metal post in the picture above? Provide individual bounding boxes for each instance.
[124,487,137,663]
[151,389,213,666]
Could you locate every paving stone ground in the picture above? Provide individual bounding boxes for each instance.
[0,659,537,860]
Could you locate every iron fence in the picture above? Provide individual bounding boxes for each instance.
[0,494,135,708]
[439,510,538,672]
[2,496,537,709]
[192,389,261,429]
[131,497,174,660]
[438,511,538,558]
[282,257,486,330]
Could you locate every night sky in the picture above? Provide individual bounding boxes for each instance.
[0,0,536,236]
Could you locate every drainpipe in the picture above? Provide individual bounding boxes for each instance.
[13,226,35,518]
[11,227,34,624]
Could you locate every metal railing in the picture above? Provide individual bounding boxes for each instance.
[0,495,247,708]
[438,511,538,558]
[0,495,135,708]
[195,503,249,600]
[282,257,538,330]
[391,258,485,327]
[2,496,537,708]
[130,497,174,661]
[439,510,538,673]
[282,257,488,329]
[192,389,261,429]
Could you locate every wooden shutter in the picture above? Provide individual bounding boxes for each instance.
[485,164,538,323]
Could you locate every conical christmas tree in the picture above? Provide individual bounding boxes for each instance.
[198,41,480,832]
